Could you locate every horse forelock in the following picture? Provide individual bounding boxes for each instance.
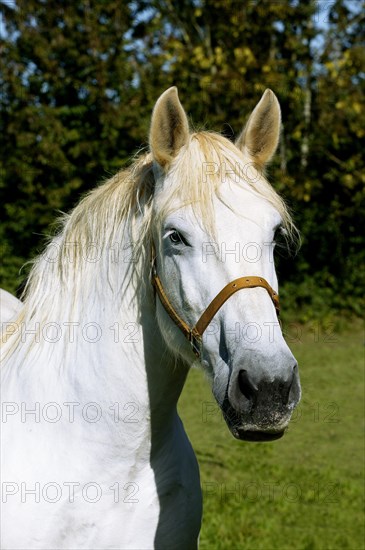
[155,131,297,242]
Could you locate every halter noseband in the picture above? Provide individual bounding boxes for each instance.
[151,246,280,358]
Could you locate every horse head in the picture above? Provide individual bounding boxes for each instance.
[149,87,301,442]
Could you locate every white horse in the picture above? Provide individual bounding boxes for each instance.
[0,87,301,549]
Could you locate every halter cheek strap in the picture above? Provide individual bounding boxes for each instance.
[151,250,280,358]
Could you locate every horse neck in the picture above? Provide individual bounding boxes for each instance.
[3,223,189,452]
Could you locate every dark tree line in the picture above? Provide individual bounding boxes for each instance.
[1,0,364,318]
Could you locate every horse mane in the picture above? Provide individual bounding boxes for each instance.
[17,153,155,317]
[0,153,155,360]
[1,131,297,358]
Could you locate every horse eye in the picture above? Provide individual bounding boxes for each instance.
[169,230,183,245]
[168,229,190,247]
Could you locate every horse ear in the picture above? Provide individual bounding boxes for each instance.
[149,87,189,168]
[235,89,281,168]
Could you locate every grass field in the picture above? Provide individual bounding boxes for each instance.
[178,320,364,550]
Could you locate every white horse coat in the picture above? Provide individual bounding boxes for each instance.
[0,87,300,549]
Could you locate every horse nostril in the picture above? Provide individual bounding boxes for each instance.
[238,370,258,402]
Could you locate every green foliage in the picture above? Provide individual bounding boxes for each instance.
[0,0,142,290]
[0,0,364,318]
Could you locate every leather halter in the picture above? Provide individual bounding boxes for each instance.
[151,247,280,358]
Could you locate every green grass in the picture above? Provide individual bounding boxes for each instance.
[178,320,364,550]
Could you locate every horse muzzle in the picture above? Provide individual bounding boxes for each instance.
[218,363,301,442]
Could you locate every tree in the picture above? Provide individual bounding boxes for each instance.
[1,0,363,317]
[0,0,140,291]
